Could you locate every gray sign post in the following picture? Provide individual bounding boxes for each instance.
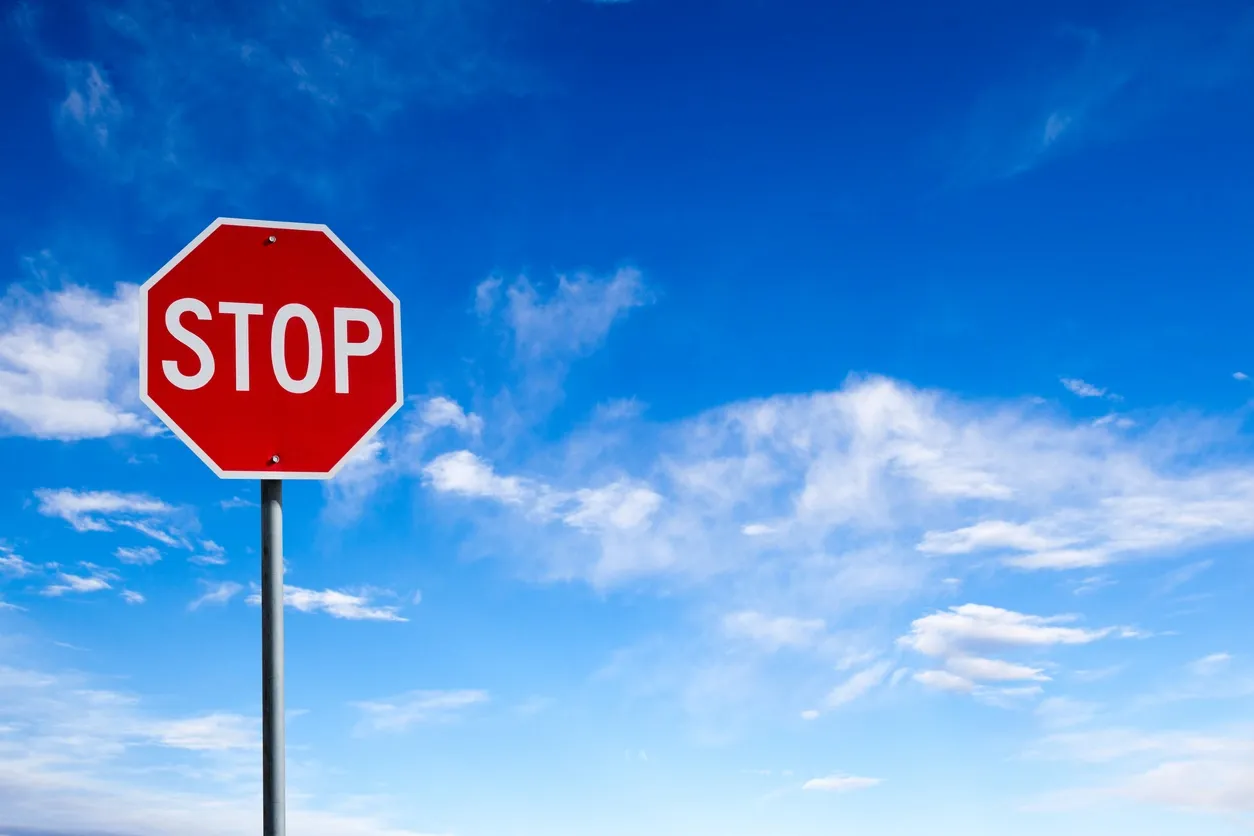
[261,479,285,836]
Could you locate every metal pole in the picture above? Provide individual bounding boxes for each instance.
[261,479,285,836]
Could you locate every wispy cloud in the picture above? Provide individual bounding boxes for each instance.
[721,611,826,652]
[187,540,227,566]
[322,438,391,524]
[352,689,489,733]
[35,488,192,548]
[953,10,1254,179]
[0,658,432,835]
[802,774,881,792]
[1188,652,1232,676]
[478,268,649,364]
[114,545,161,565]
[245,584,408,622]
[1061,378,1112,399]
[42,564,119,597]
[475,268,650,413]
[20,0,536,210]
[1035,696,1101,730]
[822,661,894,710]
[1028,724,1254,815]
[417,396,484,438]
[0,544,35,577]
[188,581,243,611]
[218,496,256,511]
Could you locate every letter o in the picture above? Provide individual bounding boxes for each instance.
[271,304,322,394]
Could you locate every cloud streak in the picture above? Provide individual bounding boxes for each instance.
[954,9,1254,179]
[35,488,192,548]
[352,689,489,733]
[245,584,408,622]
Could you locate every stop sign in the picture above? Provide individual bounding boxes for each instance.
[139,218,403,479]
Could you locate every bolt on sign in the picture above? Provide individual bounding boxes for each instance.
[139,217,404,836]
[140,217,403,478]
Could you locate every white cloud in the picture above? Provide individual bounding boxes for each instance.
[35,488,190,548]
[120,589,145,604]
[917,520,1070,556]
[188,545,228,566]
[0,659,434,835]
[1034,727,1254,765]
[1157,559,1213,594]
[913,669,975,693]
[800,709,820,721]
[721,611,826,652]
[423,451,529,503]
[219,496,256,510]
[323,396,486,523]
[946,655,1049,682]
[0,544,35,577]
[1035,696,1100,729]
[188,581,243,610]
[1118,756,1254,813]
[474,276,502,317]
[323,438,391,523]
[419,396,484,437]
[474,269,650,418]
[1188,652,1232,676]
[900,604,1114,658]
[245,585,407,622]
[146,712,257,751]
[115,545,161,565]
[918,479,1254,568]
[1092,413,1134,429]
[411,373,1254,722]
[352,689,489,733]
[1061,377,1108,398]
[43,565,117,597]
[1029,725,1254,815]
[561,482,663,532]
[59,61,124,149]
[0,279,151,439]
[424,374,1254,594]
[974,684,1044,708]
[1234,371,1249,381]
[899,604,1119,700]
[486,268,648,363]
[802,774,881,792]
[824,661,893,709]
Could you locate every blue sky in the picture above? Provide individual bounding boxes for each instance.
[1,0,1254,833]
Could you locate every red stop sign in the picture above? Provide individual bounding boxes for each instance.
[139,218,403,479]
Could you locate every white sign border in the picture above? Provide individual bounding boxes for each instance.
[139,217,405,481]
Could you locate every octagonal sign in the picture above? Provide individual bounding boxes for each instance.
[140,218,403,479]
